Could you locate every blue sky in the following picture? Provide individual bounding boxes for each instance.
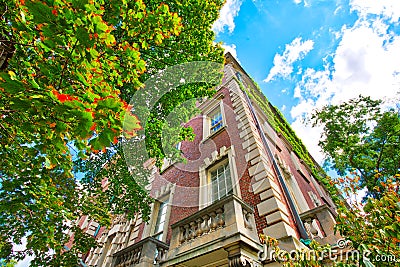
[213,0,400,163]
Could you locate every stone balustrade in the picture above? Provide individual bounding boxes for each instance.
[300,204,341,245]
[155,243,168,264]
[170,194,258,248]
[112,237,169,267]
[164,194,261,267]
[114,245,141,267]
[178,205,226,244]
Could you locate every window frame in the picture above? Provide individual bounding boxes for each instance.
[153,200,168,241]
[208,158,233,203]
[202,98,227,141]
[209,107,224,134]
[142,184,175,243]
[198,146,240,209]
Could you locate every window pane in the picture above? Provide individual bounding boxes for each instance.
[154,201,168,240]
[154,232,163,241]
[226,174,232,192]
[218,178,225,189]
[210,161,232,202]
[210,109,223,133]
[211,171,217,180]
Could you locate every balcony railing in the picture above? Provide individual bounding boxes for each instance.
[174,194,255,246]
[300,204,341,245]
[165,194,261,266]
[112,237,168,267]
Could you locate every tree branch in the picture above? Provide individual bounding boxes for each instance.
[375,137,387,173]
[0,40,36,48]
[57,39,79,90]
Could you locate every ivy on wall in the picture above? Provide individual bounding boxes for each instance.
[235,77,340,202]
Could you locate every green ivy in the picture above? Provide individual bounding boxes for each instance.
[235,77,340,202]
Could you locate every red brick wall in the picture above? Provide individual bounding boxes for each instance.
[238,163,267,235]
[135,84,333,245]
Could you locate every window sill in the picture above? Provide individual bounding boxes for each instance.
[201,125,227,144]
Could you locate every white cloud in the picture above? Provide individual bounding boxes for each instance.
[293,0,311,7]
[291,119,325,163]
[212,0,243,35]
[16,256,33,267]
[264,37,314,82]
[221,43,239,61]
[14,237,33,267]
[350,0,400,22]
[290,9,400,164]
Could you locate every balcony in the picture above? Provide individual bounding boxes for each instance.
[112,237,168,267]
[162,194,262,267]
[300,204,341,245]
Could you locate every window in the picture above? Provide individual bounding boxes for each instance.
[198,146,240,208]
[210,161,232,202]
[236,71,248,88]
[235,71,243,82]
[209,108,223,134]
[153,201,168,241]
[201,97,226,140]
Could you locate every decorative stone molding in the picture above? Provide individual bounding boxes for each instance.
[202,145,230,168]
[300,204,341,245]
[226,64,298,244]
[243,208,253,230]
[111,237,169,267]
[275,153,291,176]
[228,255,252,267]
[84,213,141,266]
[199,145,241,208]
[154,182,175,199]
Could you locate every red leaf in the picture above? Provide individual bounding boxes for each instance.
[52,89,78,102]
[52,9,58,16]
[57,94,69,102]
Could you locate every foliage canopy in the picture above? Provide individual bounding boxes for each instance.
[311,95,400,198]
[0,0,224,265]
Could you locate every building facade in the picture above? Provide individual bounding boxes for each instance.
[81,53,340,267]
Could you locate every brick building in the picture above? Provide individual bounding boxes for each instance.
[81,53,340,267]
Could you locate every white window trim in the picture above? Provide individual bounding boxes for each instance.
[208,158,232,203]
[152,200,168,241]
[142,184,175,243]
[202,98,227,141]
[199,146,240,209]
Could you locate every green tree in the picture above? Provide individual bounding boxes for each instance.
[0,0,224,265]
[0,259,17,267]
[310,95,400,197]
[334,175,400,267]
